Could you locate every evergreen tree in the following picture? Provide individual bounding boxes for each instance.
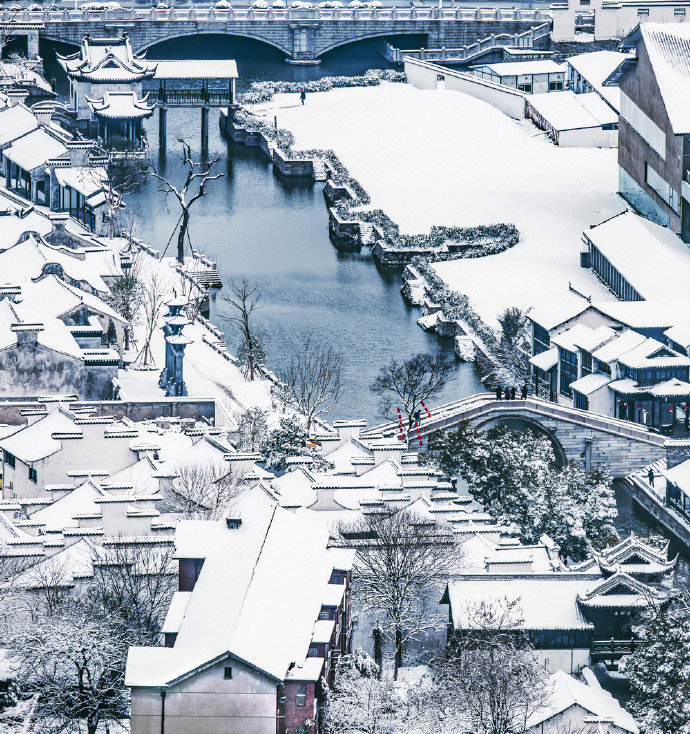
[423,424,618,562]
[623,600,690,734]
[106,319,117,346]
[260,417,333,472]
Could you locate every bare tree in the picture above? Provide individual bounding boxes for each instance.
[148,139,223,264]
[222,278,265,381]
[4,598,133,734]
[96,158,142,240]
[436,598,550,734]
[106,250,145,351]
[134,261,171,368]
[340,509,458,678]
[163,460,244,519]
[91,537,176,644]
[280,338,342,430]
[370,351,453,429]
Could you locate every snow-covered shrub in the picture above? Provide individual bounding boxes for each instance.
[252,0,269,8]
[237,68,406,105]
[215,0,232,8]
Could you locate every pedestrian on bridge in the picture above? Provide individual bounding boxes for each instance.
[521,384,528,400]
[510,386,516,400]
[495,386,502,401]
[300,89,306,105]
[504,387,511,401]
[648,468,655,487]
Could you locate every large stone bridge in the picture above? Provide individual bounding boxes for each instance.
[1,6,550,63]
[364,393,667,477]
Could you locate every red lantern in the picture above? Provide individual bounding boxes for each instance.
[636,403,642,409]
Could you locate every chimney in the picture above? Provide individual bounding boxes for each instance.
[66,140,93,167]
[6,89,29,108]
[34,103,55,127]
[226,517,242,530]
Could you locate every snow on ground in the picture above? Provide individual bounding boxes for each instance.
[117,254,274,422]
[256,83,624,325]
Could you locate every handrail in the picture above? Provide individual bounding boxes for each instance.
[0,6,550,23]
[385,20,552,63]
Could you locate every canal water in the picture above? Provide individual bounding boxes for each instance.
[43,37,484,424]
[44,39,690,576]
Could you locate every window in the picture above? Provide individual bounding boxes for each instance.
[3,451,15,469]
[675,6,686,15]
[533,323,551,354]
[28,467,37,484]
[329,571,343,584]
[646,162,681,214]
[223,666,232,679]
[638,7,649,14]
[574,391,589,411]
[581,351,592,375]
[308,646,318,657]
[296,728,307,734]
[620,91,666,158]
[319,608,332,620]
[517,83,532,93]
[296,683,307,707]
[559,348,579,398]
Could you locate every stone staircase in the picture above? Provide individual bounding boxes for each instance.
[312,160,328,181]
[359,223,378,245]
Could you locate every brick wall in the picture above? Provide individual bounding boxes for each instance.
[283,680,316,734]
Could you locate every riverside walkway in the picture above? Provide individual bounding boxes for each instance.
[1,6,550,63]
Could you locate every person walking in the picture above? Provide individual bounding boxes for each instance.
[504,387,511,401]
[521,384,528,400]
[496,386,502,401]
[510,386,516,400]
[300,89,306,105]
[648,468,655,487]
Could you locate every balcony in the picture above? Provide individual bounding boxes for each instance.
[147,89,233,108]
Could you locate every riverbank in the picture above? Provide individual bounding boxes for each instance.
[250,82,623,327]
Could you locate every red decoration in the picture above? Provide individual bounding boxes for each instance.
[636,403,642,409]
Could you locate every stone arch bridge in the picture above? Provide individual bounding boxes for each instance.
[363,394,667,477]
[2,6,550,63]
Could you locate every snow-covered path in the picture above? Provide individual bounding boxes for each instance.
[258,83,625,325]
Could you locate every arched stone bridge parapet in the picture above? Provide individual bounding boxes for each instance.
[364,394,667,477]
[14,7,551,62]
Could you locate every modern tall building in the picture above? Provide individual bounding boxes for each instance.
[608,22,690,241]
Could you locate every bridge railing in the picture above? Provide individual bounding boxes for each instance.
[147,89,233,106]
[0,5,551,23]
[363,393,668,446]
[385,20,551,63]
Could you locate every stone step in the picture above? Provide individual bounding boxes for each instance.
[312,160,328,181]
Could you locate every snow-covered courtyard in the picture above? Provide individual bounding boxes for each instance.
[257,83,625,325]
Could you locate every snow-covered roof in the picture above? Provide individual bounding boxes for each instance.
[0,234,112,295]
[527,91,617,131]
[3,127,68,172]
[665,320,690,348]
[528,295,590,331]
[28,479,105,530]
[474,60,566,77]
[591,329,646,363]
[663,457,690,489]
[127,486,352,687]
[0,408,80,463]
[569,372,612,396]
[55,166,107,200]
[87,91,155,120]
[577,571,665,609]
[639,23,690,135]
[566,51,630,112]
[443,576,595,631]
[528,668,638,733]
[0,104,37,147]
[162,591,192,635]
[592,300,680,329]
[153,59,238,79]
[585,211,690,301]
[57,34,156,83]
[617,338,690,369]
[551,323,598,353]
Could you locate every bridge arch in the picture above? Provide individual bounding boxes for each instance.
[316,30,429,58]
[471,414,568,469]
[136,31,292,57]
